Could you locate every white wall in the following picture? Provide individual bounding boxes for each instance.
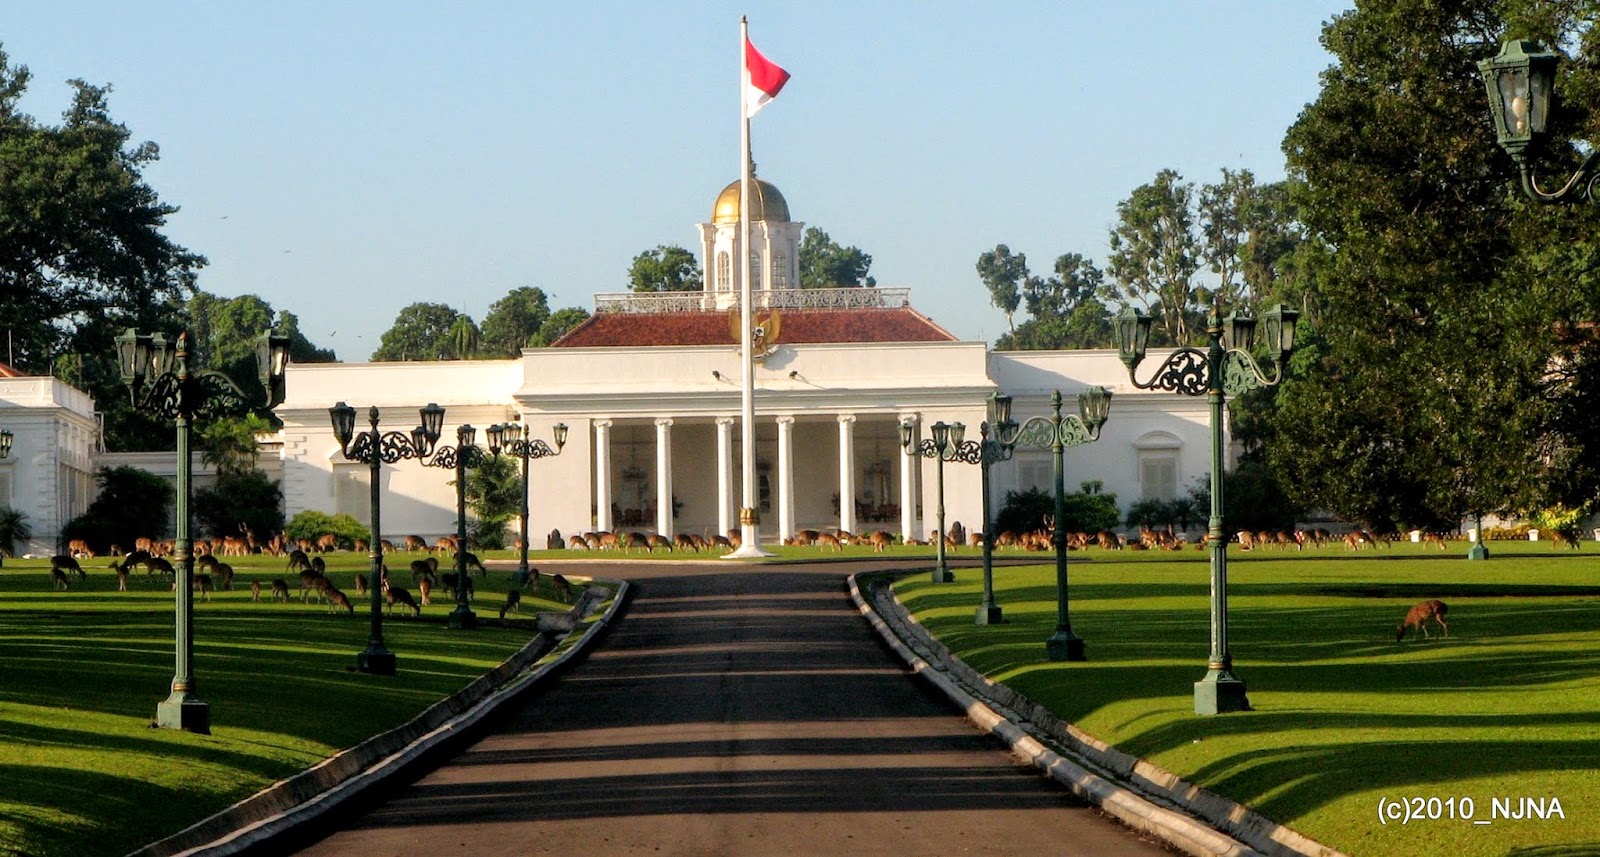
[0,376,99,555]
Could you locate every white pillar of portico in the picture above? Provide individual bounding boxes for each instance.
[594,419,614,533]
[837,414,857,535]
[655,418,673,536]
[776,415,796,542]
[900,413,919,542]
[716,416,735,537]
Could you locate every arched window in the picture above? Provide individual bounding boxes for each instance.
[771,252,788,288]
[1133,431,1183,501]
[716,252,731,291]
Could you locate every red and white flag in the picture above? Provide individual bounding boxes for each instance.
[744,36,790,118]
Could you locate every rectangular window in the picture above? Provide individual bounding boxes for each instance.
[334,463,371,520]
[1140,454,1179,501]
[1018,458,1052,493]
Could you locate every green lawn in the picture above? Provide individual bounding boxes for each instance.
[0,551,567,857]
[894,540,1600,857]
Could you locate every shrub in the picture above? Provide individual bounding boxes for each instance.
[0,506,31,557]
[994,483,1119,535]
[61,467,174,554]
[194,470,284,542]
[285,510,370,549]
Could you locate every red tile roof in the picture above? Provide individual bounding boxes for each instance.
[552,308,958,348]
[0,362,21,378]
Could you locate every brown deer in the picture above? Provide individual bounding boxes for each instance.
[869,531,893,552]
[51,568,70,590]
[1396,600,1449,642]
[353,573,368,596]
[68,539,94,558]
[404,535,427,552]
[50,555,86,582]
[115,566,128,592]
[816,532,842,551]
[250,580,261,602]
[270,579,290,603]
[325,588,354,615]
[551,573,573,603]
[192,574,213,601]
[499,590,521,619]
[418,577,433,606]
[385,585,421,617]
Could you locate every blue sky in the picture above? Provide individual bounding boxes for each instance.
[6,2,1350,360]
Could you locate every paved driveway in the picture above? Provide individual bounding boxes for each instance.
[289,560,1176,856]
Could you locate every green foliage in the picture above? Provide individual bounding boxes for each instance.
[464,455,520,550]
[531,306,590,346]
[0,506,31,556]
[193,470,283,543]
[197,413,271,476]
[479,286,551,356]
[370,302,469,361]
[976,244,1027,332]
[61,467,174,553]
[1194,461,1301,534]
[627,245,701,292]
[994,483,1119,535]
[983,246,1115,350]
[798,227,874,288]
[1104,168,1203,346]
[284,510,369,548]
[1124,497,1200,531]
[1266,0,1600,531]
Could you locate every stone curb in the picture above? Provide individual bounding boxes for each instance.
[127,578,629,857]
[849,571,1348,857]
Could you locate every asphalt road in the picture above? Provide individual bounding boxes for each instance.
[288,559,1177,856]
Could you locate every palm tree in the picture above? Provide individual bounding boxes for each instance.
[0,506,32,561]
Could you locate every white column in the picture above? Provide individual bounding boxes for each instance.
[594,419,613,533]
[776,415,796,542]
[655,418,673,536]
[716,416,735,537]
[837,414,857,534]
[900,413,919,542]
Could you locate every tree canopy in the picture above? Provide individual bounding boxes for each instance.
[480,287,551,356]
[798,228,874,288]
[627,245,702,293]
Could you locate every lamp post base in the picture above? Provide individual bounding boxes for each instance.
[357,647,397,676]
[448,608,479,630]
[725,544,775,559]
[1466,541,1490,560]
[1194,668,1250,715]
[930,567,954,584]
[975,603,1004,625]
[1045,631,1086,662]
[155,695,210,734]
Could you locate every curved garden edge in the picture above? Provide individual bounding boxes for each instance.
[126,577,630,857]
[848,570,1346,857]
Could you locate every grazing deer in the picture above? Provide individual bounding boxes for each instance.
[214,562,234,591]
[115,567,128,592]
[50,555,86,581]
[310,556,326,575]
[869,531,892,552]
[455,551,486,577]
[326,588,354,615]
[250,580,262,602]
[316,533,339,553]
[51,568,71,590]
[353,573,368,596]
[551,573,573,603]
[385,585,421,617]
[499,590,521,619]
[432,536,457,554]
[270,579,290,603]
[286,549,312,572]
[673,533,698,552]
[440,572,474,600]
[147,556,176,580]
[404,535,426,552]
[418,577,433,605]
[710,534,733,551]
[410,557,439,584]
[299,571,328,603]
[192,574,213,601]
[68,539,94,558]
[568,534,590,550]
[1396,600,1449,642]
[816,532,842,551]
[1422,532,1448,550]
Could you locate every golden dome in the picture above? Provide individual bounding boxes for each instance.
[711,178,791,225]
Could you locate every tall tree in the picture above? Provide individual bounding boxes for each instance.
[627,245,702,293]
[480,287,552,356]
[976,244,1027,332]
[371,303,468,361]
[1266,0,1600,530]
[0,47,205,449]
[798,227,874,288]
[1104,169,1203,346]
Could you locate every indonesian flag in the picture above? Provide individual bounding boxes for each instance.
[744,36,790,118]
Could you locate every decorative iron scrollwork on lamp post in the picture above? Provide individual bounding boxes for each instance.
[981,388,1111,657]
[116,327,290,734]
[487,420,567,585]
[329,401,446,675]
[1116,301,1297,714]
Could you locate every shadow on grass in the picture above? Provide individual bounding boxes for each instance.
[0,762,176,857]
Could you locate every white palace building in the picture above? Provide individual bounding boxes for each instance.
[0,177,1217,554]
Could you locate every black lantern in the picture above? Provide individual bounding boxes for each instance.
[1115,307,1153,369]
[1479,39,1558,163]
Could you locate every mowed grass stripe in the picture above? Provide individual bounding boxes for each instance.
[895,541,1600,857]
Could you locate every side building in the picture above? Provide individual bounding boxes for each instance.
[0,366,99,557]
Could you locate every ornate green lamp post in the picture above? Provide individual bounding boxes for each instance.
[1116,301,1297,715]
[901,420,972,583]
[329,402,446,675]
[1478,40,1596,203]
[116,327,289,733]
[488,419,567,585]
[425,424,495,629]
[982,388,1112,657]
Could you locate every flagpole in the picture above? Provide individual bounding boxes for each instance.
[729,15,771,558]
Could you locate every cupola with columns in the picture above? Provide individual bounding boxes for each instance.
[696,171,804,309]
